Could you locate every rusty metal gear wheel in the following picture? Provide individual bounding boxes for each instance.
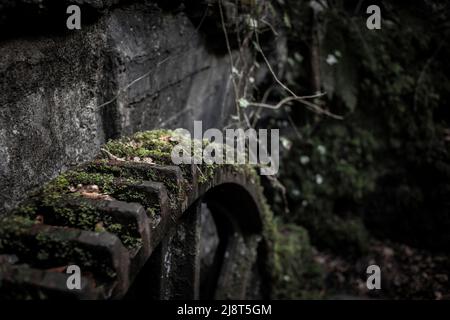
[0,130,275,300]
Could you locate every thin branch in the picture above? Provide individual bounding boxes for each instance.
[219,0,242,122]
[255,32,297,98]
[253,29,343,120]
[100,148,125,162]
[246,94,343,120]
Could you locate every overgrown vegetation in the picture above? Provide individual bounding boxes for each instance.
[266,0,450,254]
[252,0,450,298]
[272,221,325,299]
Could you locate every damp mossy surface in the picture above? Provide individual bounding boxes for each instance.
[44,171,160,218]
[5,130,279,280]
[13,172,144,251]
[0,215,117,281]
[103,129,176,165]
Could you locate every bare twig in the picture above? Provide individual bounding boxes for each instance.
[246,94,343,120]
[219,0,242,122]
[100,148,125,162]
[253,29,343,120]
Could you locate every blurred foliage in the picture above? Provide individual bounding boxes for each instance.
[272,221,325,299]
[267,0,450,254]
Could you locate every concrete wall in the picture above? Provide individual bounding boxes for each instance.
[0,0,246,213]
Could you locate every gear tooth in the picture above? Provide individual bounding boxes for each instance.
[1,131,273,300]
[0,217,130,297]
[85,199,151,259]
[14,195,149,254]
[84,161,187,196]
[0,263,99,300]
[129,181,171,245]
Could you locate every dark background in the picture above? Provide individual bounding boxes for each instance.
[0,0,449,299]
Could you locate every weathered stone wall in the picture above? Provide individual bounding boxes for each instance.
[0,0,245,213]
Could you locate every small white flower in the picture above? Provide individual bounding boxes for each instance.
[315,174,324,185]
[283,14,292,28]
[247,17,259,29]
[309,1,325,13]
[239,98,250,108]
[326,54,338,66]
[300,156,310,165]
[302,200,308,207]
[294,52,303,63]
[317,145,327,155]
[281,137,292,150]
[291,189,301,197]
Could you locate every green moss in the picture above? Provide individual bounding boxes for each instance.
[49,199,142,250]
[40,175,71,205]
[33,229,117,280]
[198,163,217,184]
[84,161,186,211]
[272,221,325,299]
[275,0,450,252]
[146,207,156,218]
[102,129,176,165]
[65,171,120,193]
[14,204,38,217]
[0,216,35,244]
[15,191,142,251]
[0,215,117,280]
[54,171,161,218]
[106,223,142,249]
[4,129,295,297]
[12,130,274,256]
